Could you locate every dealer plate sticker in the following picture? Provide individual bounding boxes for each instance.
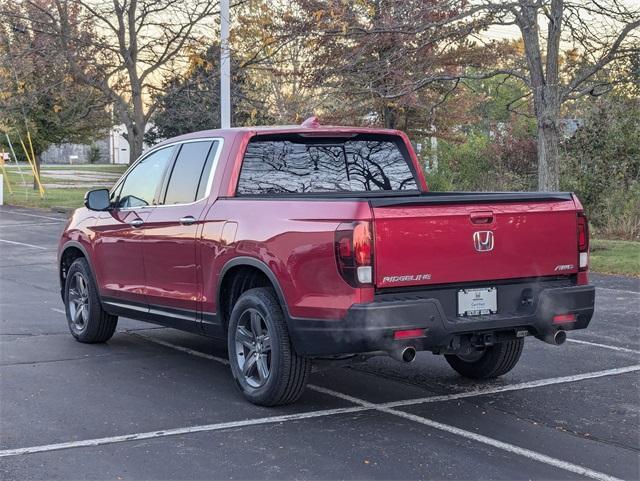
[458,287,497,316]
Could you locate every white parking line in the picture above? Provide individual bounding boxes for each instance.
[134,335,635,481]
[567,338,640,355]
[307,386,627,481]
[381,364,640,409]
[3,332,632,480]
[0,239,48,250]
[50,308,66,315]
[597,287,639,296]
[129,333,640,408]
[130,332,229,365]
[380,408,623,481]
[0,405,367,458]
[0,211,65,221]
[0,222,63,227]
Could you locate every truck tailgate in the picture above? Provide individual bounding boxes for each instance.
[372,193,579,289]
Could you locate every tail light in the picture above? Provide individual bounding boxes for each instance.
[577,212,589,271]
[335,221,373,287]
[553,313,576,324]
[394,328,426,340]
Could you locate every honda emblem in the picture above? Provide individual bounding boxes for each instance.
[473,231,494,252]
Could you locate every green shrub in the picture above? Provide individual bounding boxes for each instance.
[425,130,535,192]
[560,95,639,240]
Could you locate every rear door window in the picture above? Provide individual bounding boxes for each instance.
[236,135,418,195]
[162,141,216,205]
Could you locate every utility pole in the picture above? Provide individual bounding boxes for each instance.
[220,0,231,129]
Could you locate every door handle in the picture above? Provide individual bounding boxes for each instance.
[470,211,494,224]
[179,216,196,226]
[129,218,144,228]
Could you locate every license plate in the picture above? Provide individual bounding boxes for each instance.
[457,287,497,316]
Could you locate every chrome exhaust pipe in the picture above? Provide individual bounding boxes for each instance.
[538,330,567,345]
[390,346,417,363]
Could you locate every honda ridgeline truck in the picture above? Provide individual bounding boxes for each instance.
[58,119,595,406]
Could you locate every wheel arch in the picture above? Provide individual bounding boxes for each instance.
[217,257,291,333]
[59,241,94,298]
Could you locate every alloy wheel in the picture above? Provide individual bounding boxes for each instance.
[235,308,272,388]
[68,272,90,332]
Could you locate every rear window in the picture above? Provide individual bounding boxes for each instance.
[236,135,418,195]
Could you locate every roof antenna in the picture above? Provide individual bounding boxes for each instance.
[301,116,320,128]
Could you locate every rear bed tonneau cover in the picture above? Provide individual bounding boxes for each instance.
[369,191,573,207]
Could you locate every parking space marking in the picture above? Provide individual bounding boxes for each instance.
[597,287,639,296]
[135,331,640,408]
[567,338,640,355]
[2,331,637,481]
[50,308,66,315]
[0,211,65,221]
[0,222,64,227]
[381,364,640,408]
[308,384,626,481]
[0,405,367,458]
[380,407,623,481]
[0,239,48,250]
[139,333,636,481]
[135,331,640,409]
[130,331,229,365]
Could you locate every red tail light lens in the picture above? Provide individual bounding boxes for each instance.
[577,212,589,271]
[393,328,426,340]
[335,221,373,287]
[353,222,372,265]
[553,313,576,324]
[577,212,589,252]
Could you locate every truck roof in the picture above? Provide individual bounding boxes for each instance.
[153,122,406,149]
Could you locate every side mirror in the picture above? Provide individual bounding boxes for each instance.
[84,189,111,211]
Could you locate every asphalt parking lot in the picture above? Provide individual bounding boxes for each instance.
[0,204,638,481]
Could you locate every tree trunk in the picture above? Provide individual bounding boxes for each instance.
[383,103,396,129]
[127,125,145,164]
[516,0,563,192]
[537,119,560,191]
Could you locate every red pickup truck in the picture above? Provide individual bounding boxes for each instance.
[58,120,595,406]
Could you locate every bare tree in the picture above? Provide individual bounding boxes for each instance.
[294,0,639,191]
[485,0,640,190]
[20,0,219,163]
[289,0,506,132]
[0,0,110,187]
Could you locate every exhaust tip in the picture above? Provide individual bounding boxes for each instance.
[389,346,417,363]
[554,330,567,345]
[401,347,416,363]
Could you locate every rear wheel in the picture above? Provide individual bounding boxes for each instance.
[444,338,524,379]
[227,287,311,406]
[64,258,118,343]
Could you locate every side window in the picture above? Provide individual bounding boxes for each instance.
[117,147,174,208]
[163,141,215,205]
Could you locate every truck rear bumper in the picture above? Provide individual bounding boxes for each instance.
[288,284,595,357]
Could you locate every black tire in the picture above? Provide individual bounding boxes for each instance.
[64,257,118,343]
[227,287,311,406]
[445,338,524,379]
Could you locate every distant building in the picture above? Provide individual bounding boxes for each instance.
[41,123,157,164]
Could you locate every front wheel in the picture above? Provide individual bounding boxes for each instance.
[227,287,311,406]
[64,258,118,343]
[444,338,524,379]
